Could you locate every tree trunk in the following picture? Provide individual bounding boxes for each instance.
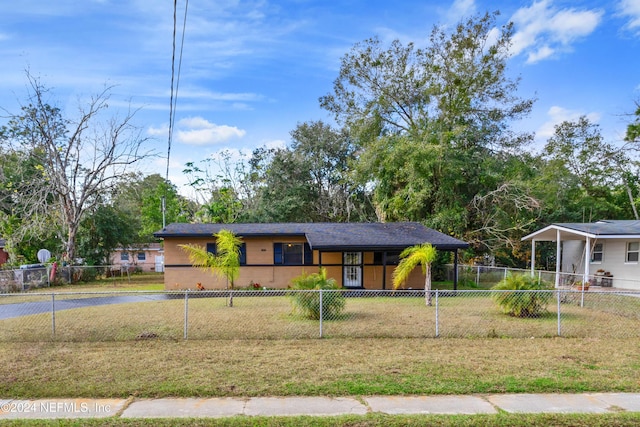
[425,265,432,306]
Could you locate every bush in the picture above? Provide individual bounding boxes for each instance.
[492,274,552,318]
[289,268,346,320]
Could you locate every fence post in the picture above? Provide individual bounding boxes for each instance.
[51,293,56,338]
[557,289,561,337]
[184,290,189,340]
[476,267,480,287]
[504,268,507,280]
[435,289,439,338]
[319,290,323,338]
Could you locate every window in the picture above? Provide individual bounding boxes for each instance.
[137,252,146,261]
[626,242,639,263]
[206,242,246,265]
[120,252,129,261]
[591,243,603,263]
[373,251,401,265]
[274,243,313,265]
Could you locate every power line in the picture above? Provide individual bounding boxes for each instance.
[166,0,189,183]
[165,0,189,227]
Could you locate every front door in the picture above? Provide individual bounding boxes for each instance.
[343,252,362,288]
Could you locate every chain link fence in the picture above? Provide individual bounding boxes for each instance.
[448,265,637,290]
[0,265,143,292]
[1,288,639,342]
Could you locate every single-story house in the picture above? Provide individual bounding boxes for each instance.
[110,243,164,273]
[522,220,640,290]
[153,222,469,290]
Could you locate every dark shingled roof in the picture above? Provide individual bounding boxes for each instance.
[154,222,468,251]
[522,220,640,241]
[556,220,640,236]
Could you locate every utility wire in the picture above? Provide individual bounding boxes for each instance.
[165,0,189,227]
[166,0,189,182]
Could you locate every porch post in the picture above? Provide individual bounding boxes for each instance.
[382,251,387,290]
[584,236,591,284]
[530,239,536,274]
[453,249,459,290]
[555,229,561,288]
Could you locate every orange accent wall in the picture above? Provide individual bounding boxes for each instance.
[163,237,425,290]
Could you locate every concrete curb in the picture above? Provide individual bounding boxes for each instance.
[1,393,640,419]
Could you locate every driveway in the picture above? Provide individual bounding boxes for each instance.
[0,294,170,320]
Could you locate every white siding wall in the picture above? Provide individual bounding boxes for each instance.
[561,239,640,290]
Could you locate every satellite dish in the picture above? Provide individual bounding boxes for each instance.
[37,249,52,263]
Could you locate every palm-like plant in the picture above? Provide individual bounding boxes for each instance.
[179,229,242,306]
[392,243,437,306]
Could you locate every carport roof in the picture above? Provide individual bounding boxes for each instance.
[522,220,640,241]
[154,222,469,251]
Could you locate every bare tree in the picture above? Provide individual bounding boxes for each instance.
[0,74,154,262]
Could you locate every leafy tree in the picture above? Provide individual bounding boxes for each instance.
[320,12,532,147]
[179,230,242,306]
[289,268,345,320]
[393,243,437,306]
[139,175,194,239]
[492,274,552,318]
[238,121,375,223]
[76,203,138,266]
[541,116,636,221]
[0,74,153,261]
[320,12,536,254]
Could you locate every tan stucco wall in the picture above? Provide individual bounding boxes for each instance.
[163,236,425,290]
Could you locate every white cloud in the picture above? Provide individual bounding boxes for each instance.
[444,0,477,25]
[147,117,246,146]
[537,106,601,140]
[175,117,246,146]
[618,0,640,33]
[511,0,603,63]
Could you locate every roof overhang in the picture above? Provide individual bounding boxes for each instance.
[522,223,640,242]
[522,224,596,242]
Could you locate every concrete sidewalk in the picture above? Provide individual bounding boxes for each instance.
[2,393,640,419]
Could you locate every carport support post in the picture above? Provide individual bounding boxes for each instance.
[555,229,561,288]
[51,293,56,337]
[453,249,459,290]
[530,239,536,275]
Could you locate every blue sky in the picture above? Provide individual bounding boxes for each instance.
[1,0,639,194]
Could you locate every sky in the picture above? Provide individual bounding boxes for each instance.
[1,0,639,197]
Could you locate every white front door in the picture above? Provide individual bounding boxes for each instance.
[155,255,164,273]
[343,252,362,288]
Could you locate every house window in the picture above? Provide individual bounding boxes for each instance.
[274,243,313,265]
[591,243,603,263]
[373,251,401,265]
[206,243,216,254]
[137,252,146,261]
[120,252,129,261]
[626,242,639,263]
[206,242,246,265]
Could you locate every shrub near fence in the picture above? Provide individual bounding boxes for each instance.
[1,289,639,342]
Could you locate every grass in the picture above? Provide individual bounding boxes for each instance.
[2,292,639,341]
[1,338,639,399]
[2,276,640,425]
[2,413,640,426]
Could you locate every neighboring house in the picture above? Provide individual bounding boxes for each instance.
[111,243,164,273]
[522,220,640,290]
[0,238,8,266]
[154,222,469,290]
